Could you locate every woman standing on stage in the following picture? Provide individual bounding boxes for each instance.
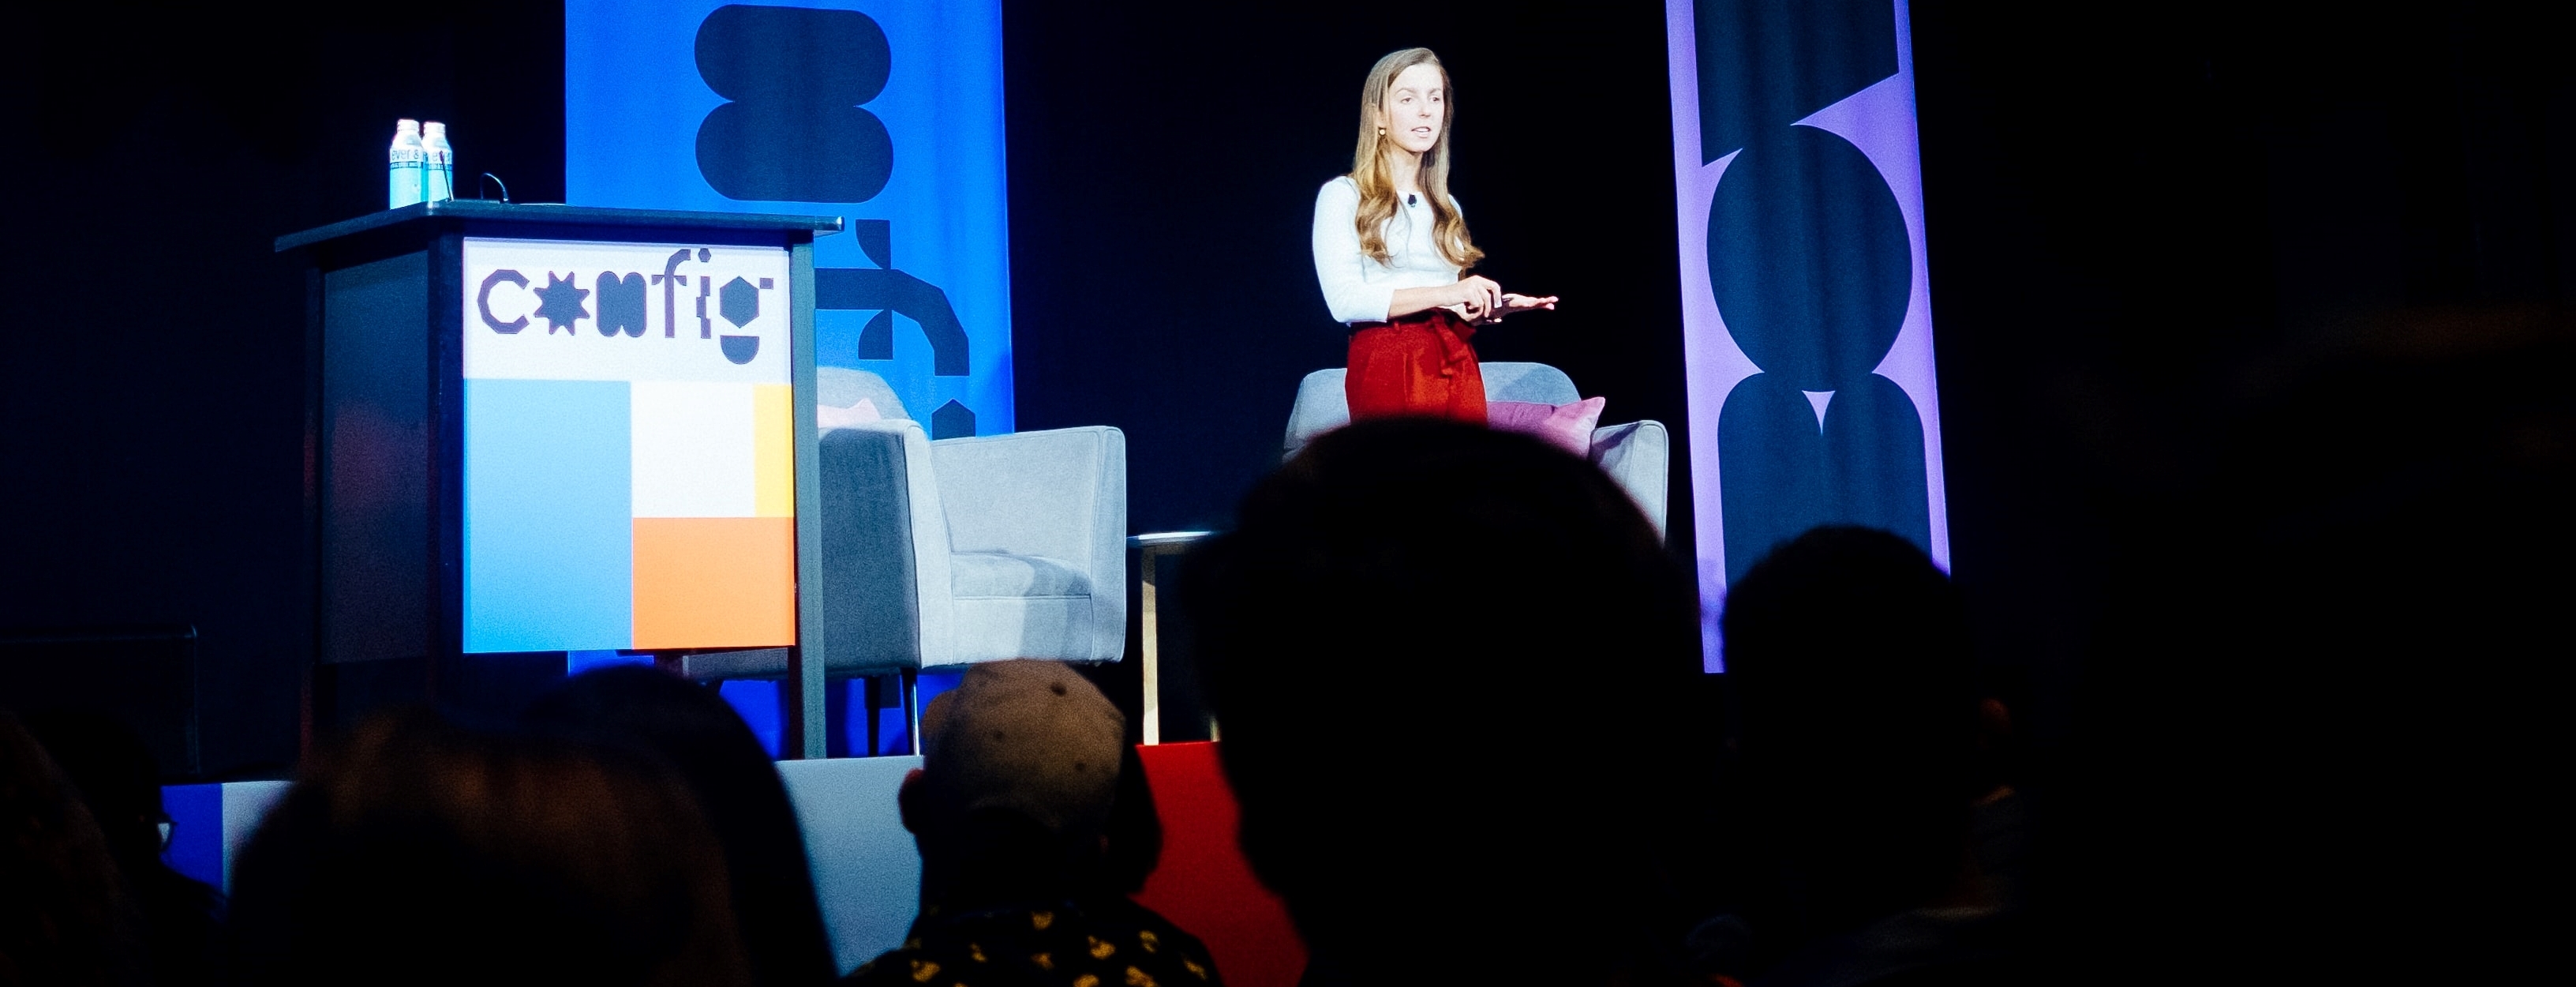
[1313,47,1557,424]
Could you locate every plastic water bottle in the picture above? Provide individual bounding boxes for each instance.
[421,121,454,202]
[388,119,425,208]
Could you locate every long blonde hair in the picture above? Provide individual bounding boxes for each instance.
[1350,48,1483,271]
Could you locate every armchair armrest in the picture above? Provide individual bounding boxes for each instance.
[816,420,956,672]
[1589,419,1670,539]
[928,426,1128,660]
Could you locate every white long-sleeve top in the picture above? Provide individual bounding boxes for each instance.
[1312,175,1461,325]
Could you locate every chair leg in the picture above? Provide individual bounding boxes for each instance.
[860,675,891,763]
[871,673,904,757]
[886,670,916,757]
[891,670,912,757]
[856,675,871,757]
[860,675,882,757]
[792,648,828,761]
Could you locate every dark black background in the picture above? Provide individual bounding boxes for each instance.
[2,4,567,779]
[3,13,2569,963]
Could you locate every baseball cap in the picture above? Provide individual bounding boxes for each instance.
[919,660,1128,835]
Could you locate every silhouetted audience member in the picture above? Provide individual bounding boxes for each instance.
[849,660,1222,987]
[1714,526,2012,987]
[24,710,223,987]
[1962,673,2029,920]
[1102,745,1164,898]
[1178,419,1713,986]
[1,710,148,987]
[226,709,751,987]
[526,666,838,987]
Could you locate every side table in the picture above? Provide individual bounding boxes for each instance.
[1129,531,1213,744]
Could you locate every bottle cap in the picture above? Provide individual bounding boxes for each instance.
[424,121,445,139]
[397,118,420,134]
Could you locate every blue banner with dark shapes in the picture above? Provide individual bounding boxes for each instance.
[567,0,1013,438]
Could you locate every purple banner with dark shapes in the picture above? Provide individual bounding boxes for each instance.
[1665,0,1950,670]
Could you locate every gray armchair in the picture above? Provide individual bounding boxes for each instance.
[684,369,1125,686]
[1282,362,1671,537]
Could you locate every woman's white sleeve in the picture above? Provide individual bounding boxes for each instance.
[1312,181,1395,324]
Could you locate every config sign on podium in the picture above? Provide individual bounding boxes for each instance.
[278,201,841,741]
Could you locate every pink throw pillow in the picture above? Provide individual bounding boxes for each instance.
[1487,397,1603,458]
[817,396,884,431]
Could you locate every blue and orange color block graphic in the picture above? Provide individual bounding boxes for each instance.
[460,238,796,652]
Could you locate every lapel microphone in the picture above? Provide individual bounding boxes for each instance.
[1407,193,1418,206]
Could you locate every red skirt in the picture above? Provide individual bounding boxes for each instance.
[1346,309,1486,424]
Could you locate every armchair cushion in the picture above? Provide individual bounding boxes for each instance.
[951,552,1092,599]
[950,552,1097,662]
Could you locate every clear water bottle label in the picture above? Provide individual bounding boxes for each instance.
[389,158,425,208]
[389,120,428,209]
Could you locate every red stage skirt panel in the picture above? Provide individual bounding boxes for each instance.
[1345,308,1487,424]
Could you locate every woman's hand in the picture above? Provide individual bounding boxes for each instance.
[1451,275,1503,321]
[1385,276,1515,321]
[1481,292,1560,324]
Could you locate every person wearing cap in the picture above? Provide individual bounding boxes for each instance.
[848,660,1222,987]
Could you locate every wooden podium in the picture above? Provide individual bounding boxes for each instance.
[278,201,843,756]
